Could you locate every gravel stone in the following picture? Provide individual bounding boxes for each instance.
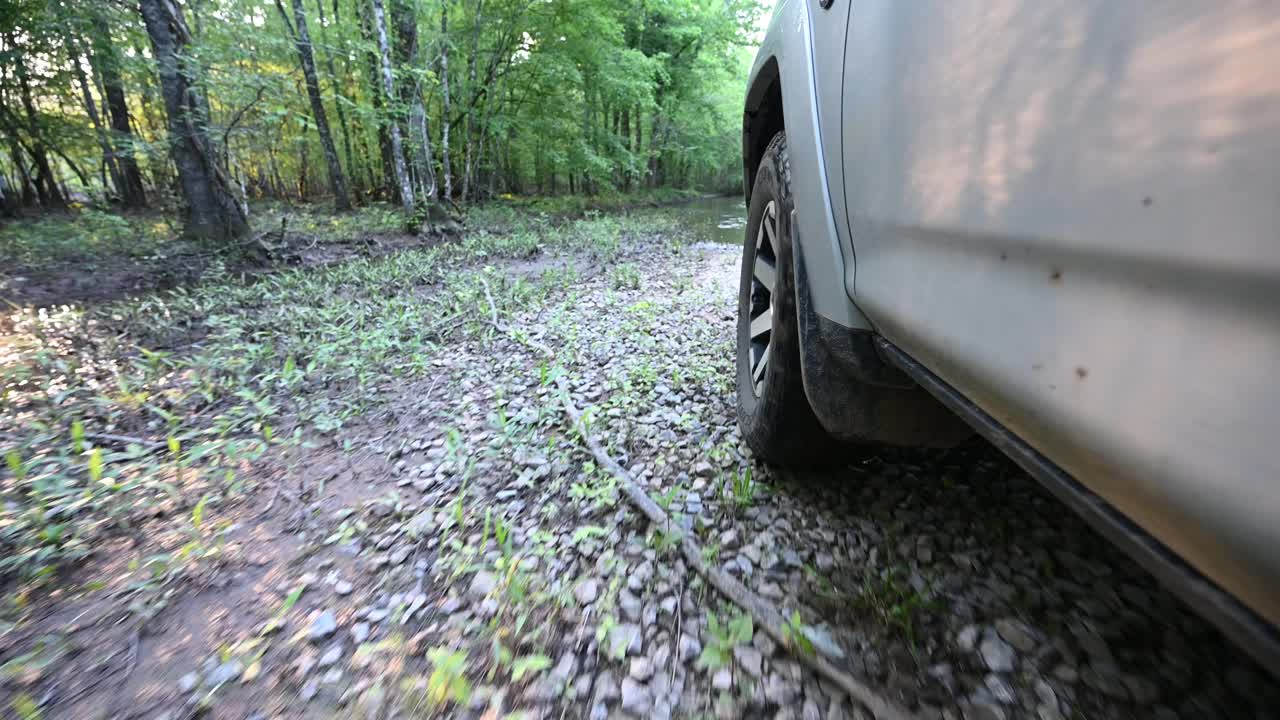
[734,646,763,678]
[318,642,344,668]
[962,700,1008,720]
[629,657,654,681]
[984,674,1016,704]
[678,634,701,664]
[574,578,600,605]
[764,673,799,705]
[609,623,643,657]
[308,610,338,642]
[620,677,653,716]
[468,570,498,600]
[980,636,1016,673]
[619,589,642,622]
[594,673,620,704]
[801,625,845,660]
[994,618,1036,653]
[957,624,981,652]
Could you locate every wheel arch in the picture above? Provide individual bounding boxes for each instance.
[743,56,784,208]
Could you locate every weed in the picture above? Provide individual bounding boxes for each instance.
[0,205,686,618]
[647,524,682,556]
[696,610,753,672]
[720,467,757,509]
[701,542,721,566]
[611,263,641,290]
[423,647,472,707]
[853,566,942,648]
[780,610,814,656]
[568,464,616,509]
[510,653,553,681]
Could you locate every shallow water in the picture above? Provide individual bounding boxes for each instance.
[682,194,747,245]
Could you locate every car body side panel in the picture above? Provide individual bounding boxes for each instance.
[840,0,1280,625]
[747,0,866,330]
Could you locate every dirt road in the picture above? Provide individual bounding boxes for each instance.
[3,217,1275,719]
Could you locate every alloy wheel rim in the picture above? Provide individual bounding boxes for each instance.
[748,200,778,396]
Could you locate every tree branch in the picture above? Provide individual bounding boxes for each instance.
[478,279,920,720]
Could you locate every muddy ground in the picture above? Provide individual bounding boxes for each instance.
[1,217,1276,720]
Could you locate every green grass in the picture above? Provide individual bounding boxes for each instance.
[0,207,689,600]
[0,190,693,272]
[0,209,176,268]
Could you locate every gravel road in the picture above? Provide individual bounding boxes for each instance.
[36,227,1276,719]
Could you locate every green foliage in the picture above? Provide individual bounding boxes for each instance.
[510,653,552,681]
[0,211,173,268]
[261,584,307,635]
[611,263,642,290]
[721,466,757,509]
[424,647,472,707]
[1,0,761,220]
[780,610,814,656]
[853,566,943,648]
[0,208,679,591]
[696,610,753,672]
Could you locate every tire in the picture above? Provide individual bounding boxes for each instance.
[736,132,841,464]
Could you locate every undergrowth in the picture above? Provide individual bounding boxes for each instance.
[0,209,175,268]
[0,208,687,608]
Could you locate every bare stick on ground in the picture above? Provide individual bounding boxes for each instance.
[478,278,918,720]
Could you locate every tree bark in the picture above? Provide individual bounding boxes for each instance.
[89,5,140,191]
[314,0,359,199]
[10,43,65,208]
[7,134,36,206]
[358,1,396,200]
[391,0,436,202]
[439,0,452,199]
[0,170,18,217]
[72,48,123,202]
[372,0,415,211]
[139,0,248,240]
[621,106,631,190]
[460,0,482,203]
[276,0,351,210]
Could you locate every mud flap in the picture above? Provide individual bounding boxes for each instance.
[791,212,972,447]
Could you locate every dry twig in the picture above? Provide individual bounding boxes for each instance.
[478,278,918,720]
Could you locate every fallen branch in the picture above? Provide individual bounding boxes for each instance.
[478,279,917,720]
[85,432,167,452]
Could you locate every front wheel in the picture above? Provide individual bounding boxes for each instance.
[736,133,839,464]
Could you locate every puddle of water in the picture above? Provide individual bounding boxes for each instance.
[683,195,747,245]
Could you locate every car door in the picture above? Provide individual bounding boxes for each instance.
[838,0,1280,628]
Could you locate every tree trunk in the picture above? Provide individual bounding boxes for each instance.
[72,48,123,202]
[392,0,436,202]
[10,45,65,208]
[358,1,396,200]
[439,0,452,199]
[460,0,482,203]
[621,107,631,191]
[314,0,359,199]
[372,0,415,211]
[8,136,36,206]
[139,0,249,240]
[0,171,18,217]
[277,0,351,210]
[88,27,148,207]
